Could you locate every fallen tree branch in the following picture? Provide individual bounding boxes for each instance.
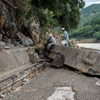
[1,0,17,9]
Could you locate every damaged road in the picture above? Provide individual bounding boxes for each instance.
[3,67,100,100]
[49,45,100,75]
[1,45,100,100]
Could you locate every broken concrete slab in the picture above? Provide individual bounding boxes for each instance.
[47,87,75,100]
[49,45,100,75]
[21,37,33,46]
[95,79,100,86]
[51,52,65,68]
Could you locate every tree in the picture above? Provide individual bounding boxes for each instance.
[94,32,100,40]
[30,0,85,31]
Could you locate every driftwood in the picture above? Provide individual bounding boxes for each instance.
[1,0,17,9]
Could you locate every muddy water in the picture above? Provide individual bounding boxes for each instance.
[77,43,100,50]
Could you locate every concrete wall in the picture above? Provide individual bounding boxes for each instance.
[49,45,100,75]
[0,48,31,75]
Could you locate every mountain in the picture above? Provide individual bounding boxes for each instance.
[80,4,100,26]
[82,4,100,14]
[70,4,100,40]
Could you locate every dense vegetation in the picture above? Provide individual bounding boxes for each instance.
[70,4,100,40]
[14,0,85,31]
[81,4,100,14]
[81,4,100,26]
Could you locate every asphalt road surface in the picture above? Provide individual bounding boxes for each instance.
[4,67,100,100]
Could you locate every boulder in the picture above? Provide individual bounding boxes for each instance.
[16,32,26,39]
[31,31,39,43]
[0,34,2,41]
[28,47,39,63]
[21,37,33,46]
[0,14,5,31]
[0,41,6,49]
[16,32,33,46]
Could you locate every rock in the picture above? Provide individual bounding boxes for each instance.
[7,39,12,44]
[0,41,6,49]
[0,34,2,41]
[1,29,5,35]
[0,2,17,39]
[4,46,10,49]
[0,94,6,98]
[51,52,65,68]
[3,22,17,38]
[31,20,40,30]
[16,32,33,46]
[16,32,26,39]
[95,79,100,86]
[6,39,15,48]
[12,41,23,47]
[29,53,39,63]
[28,47,35,53]
[0,14,5,31]
[10,22,17,34]
[21,37,33,46]
[28,20,40,44]
[23,78,30,84]
[28,47,39,63]
[31,31,39,43]
[22,21,29,29]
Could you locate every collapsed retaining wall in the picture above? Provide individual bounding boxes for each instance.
[49,45,100,75]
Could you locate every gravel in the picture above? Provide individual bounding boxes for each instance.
[3,67,100,100]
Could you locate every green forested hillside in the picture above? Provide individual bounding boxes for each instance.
[80,12,100,26]
[70,4,100,41]
[81,4,100,14]
[80,4,100,25]
[15,0,85,31]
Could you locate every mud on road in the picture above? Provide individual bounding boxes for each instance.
[4,67,100,100]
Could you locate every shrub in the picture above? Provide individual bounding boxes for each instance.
[93,32,100,40]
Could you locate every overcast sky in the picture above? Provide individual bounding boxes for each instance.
[84,0,100,7]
